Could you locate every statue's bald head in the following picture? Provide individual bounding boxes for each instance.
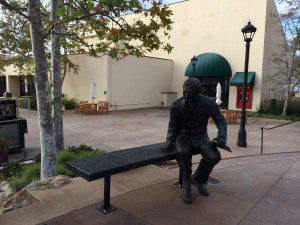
[183,78,202,93]
[183,78,201,104]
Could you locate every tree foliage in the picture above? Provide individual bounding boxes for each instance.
[0,1,77,81]
[0,4,35,77]
[0,0,173,79]
[268,0,299,116]
[59,0,173,58]
[0,0,173,179]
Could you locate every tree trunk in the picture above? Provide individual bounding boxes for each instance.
[28,0,57,179]
[51,0,64,151]
[282,77,291,117]
[62,48,68,83]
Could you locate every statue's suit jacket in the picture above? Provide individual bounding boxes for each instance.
[166,94,227,147]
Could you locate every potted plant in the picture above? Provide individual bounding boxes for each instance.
[0,137,11,165]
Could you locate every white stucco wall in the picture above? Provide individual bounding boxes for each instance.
[54,0,284,112]
[62,55,108,102]
[155,0,268,110]
[69,0,285,111]
[108,56,172,110]
[7,76,20,97]
[87,0,269,110]
[1,65,20,76]
[1,65,21,97]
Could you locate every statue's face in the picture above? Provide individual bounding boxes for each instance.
[183,85,198,104]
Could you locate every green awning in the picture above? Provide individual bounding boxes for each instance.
[185,53,232,78]
[230,72,255,87]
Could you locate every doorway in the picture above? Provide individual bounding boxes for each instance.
[20,78,36,97]
[198,77,230,109]
[236,87,252,109]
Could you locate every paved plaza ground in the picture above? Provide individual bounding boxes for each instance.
[1,152,299,225]
[2,107,300,225]
[12,107,300,161]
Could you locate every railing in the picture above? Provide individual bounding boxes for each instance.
[260,121,295,154]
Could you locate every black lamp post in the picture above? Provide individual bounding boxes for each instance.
[191,56,198,77]
[237,21,257,147]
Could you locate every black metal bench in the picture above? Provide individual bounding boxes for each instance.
[66,143,201,214]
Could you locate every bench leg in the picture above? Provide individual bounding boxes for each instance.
[173,168,184,188]
[97,176,116,214]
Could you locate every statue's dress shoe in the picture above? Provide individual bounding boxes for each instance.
[183,187,192,204]
[192,178,209,197]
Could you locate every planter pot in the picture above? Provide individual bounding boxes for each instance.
[0,151,9,165]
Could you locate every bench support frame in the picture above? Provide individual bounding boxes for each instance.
[97,176,117,214]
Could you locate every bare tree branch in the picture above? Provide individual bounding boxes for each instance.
[0,0,30,20]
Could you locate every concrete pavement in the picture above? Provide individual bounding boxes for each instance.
[42,154,300,225]
[2,108,299,225]
[1,152,299,225]
[12,108,300,161]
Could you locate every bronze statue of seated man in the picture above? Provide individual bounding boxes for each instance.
[160,78,227,204]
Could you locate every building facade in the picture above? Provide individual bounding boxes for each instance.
[63,55,173,110]
[1,0,285,111]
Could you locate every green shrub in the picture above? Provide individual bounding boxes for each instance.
[58,165,76,178]
[9,177,28,191]
[66,144,95,154]
[77,151,96,158]
[22,163,41,181]
[2,161,24,178]
[57,151,77,164]
[6,145,106,191]
[34,153,41,164]
[248,112,300,121]
[62,94,78,110]
[9,163,40,191]
[18,95,78,111]
[259,99,300,116]
[65,144,105,155]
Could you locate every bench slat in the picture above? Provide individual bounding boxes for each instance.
[66,143,180,181]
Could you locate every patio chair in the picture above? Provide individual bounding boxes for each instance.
[97,101,109,114]
[75,101,88,113]
[220,110,248,124]
[209,109,243,124]
[90,103,98,115]
[82,103,97,115]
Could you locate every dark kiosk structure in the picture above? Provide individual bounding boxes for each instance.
[0,92,27,155]
[237,21,257,147]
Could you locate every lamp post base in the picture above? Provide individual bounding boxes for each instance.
[237,129,247,147]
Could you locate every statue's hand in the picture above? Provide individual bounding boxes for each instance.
[212,137,226,148]
[160,143,174,152]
